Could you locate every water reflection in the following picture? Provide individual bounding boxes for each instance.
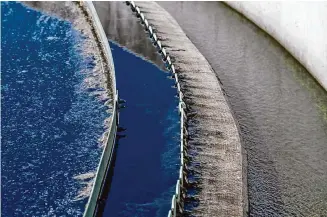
[99,42,180,217]
[93,1,165,70]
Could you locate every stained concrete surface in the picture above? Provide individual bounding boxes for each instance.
[159,1,327,216]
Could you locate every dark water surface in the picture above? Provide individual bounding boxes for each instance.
[1,2,107,216]
[101,42,180,217]
[159,2,327,216]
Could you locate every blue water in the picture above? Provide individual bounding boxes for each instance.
[103,42,180,217]
[1,2,108,216]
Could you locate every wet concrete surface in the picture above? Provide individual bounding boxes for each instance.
[158,1,327,216]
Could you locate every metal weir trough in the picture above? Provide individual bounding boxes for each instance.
[126,1,189,216]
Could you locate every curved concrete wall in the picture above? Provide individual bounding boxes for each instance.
[80,2,118,217]
[130,2,246,216]
[226,1,327,92]
[84,1,116,95]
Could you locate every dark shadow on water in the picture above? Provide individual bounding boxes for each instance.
[97,41,180,217]
[95,134,124,216]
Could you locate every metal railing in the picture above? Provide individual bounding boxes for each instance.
[126,2,189,216]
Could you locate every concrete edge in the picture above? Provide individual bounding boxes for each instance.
[224,1,327,92]
[78,1,118,217]
[127,1,247,216]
